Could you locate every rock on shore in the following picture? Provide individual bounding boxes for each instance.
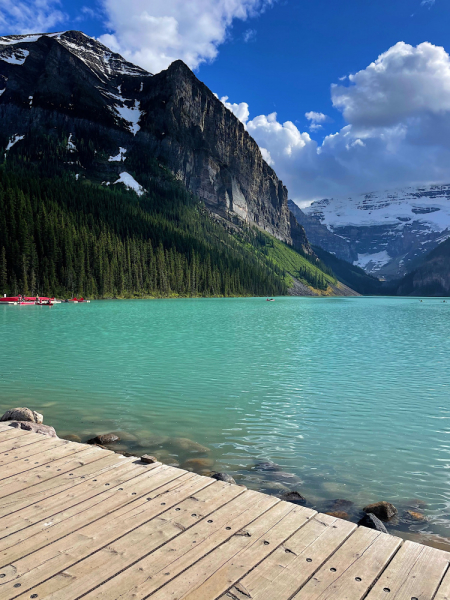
[1,407,43,424]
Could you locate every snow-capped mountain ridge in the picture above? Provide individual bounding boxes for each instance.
[298,184,450,278]
[0,31,151,82]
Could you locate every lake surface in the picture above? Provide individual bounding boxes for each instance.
[1,297,450,547]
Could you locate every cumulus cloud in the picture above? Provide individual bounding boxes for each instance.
[220,41,450,204]
[218,95,250,124]
[305,111,328,131]
[99,0,274,73]
[331,42,450,128]
[0,0,66,33]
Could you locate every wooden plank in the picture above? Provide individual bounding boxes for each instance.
[0,445,111,500]
[0,472,212,599]
[0,428,29,444]
[285,526,402,600]
[0,431,50,454]
[366,540,450,600]
[0,463,178,566]
[0,423,23,434]
[0,452,135,517]
[26,480,248,600]
[0,439,85,479]
[0,436,64,466]
[82,488,278,600]
[435,564,450,600]
[0,459,156,545]
[226,513,357,600]
[161,502,315,600]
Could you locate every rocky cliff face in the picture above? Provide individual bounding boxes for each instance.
[0,31,310,252]
[396,237,450,296]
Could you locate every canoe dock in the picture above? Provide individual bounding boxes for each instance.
[0,422,449,600]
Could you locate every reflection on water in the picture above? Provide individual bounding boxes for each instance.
[1,296,450,548]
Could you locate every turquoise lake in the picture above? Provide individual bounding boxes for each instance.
[1,296,450,548]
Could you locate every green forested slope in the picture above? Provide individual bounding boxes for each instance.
[0,136,337,299]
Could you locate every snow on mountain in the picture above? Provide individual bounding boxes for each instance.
[305,185,450,231]
[0,48,29,65]
[0,31,152,82]
[6,134,25,151]
[113,172,145,196]
[108,147,127,162]
[302,184,450,279]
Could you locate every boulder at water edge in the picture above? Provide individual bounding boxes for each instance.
[363,501,398,521]
[358,513,389,534]
[280,491,307,505]
[211,472,237,485]
[9,421,57,438]
[141,455,158,464]
[1,407,43,424]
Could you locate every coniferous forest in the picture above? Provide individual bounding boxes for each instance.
[0,131,335,299]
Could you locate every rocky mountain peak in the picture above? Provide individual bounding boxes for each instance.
[0,29,311,252]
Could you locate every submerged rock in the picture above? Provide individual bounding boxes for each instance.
[363,501,397,521]
[9,421,57,438]
[170,437,210,454]
[254,461,282,472]
[262,481,290,493]
[182,457,215,471]
[280,491,306,505]
[329,499,354,511]
[211,472,236,485]
[406,498,428,510]
[87,433,120,445]
[325,511,350,520]
[403,510,427,522]
[358,513,388,534]
[1,407,43,424]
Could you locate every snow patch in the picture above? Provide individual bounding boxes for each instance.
[113,100,142,135]
[355,251,391,269]
[6,134,24,151]
[0,34,42,45]
[0,89,5,97]
[108,147,127,162]
[28,96,33,107]
[67,134,77,152]
[0,49,29,65]
[114,172,145,196]
[75,174,80,181]
[139,82,144,92]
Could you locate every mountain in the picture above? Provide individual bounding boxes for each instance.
[396,237,450,296]
[0,31,306,248]
[295,185,450,280]
[0,30,342,298]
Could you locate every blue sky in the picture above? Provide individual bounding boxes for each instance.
[2,0,450,202]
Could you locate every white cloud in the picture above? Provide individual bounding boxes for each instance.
[218,95,250,124]
[331,42,450,128]
[421,0,435,7]
[0,0,66,33]
[305,111,328,131]
[98,0,274,73]
[220,41,450,203]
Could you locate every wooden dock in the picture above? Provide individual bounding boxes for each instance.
[0,422,449,600]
